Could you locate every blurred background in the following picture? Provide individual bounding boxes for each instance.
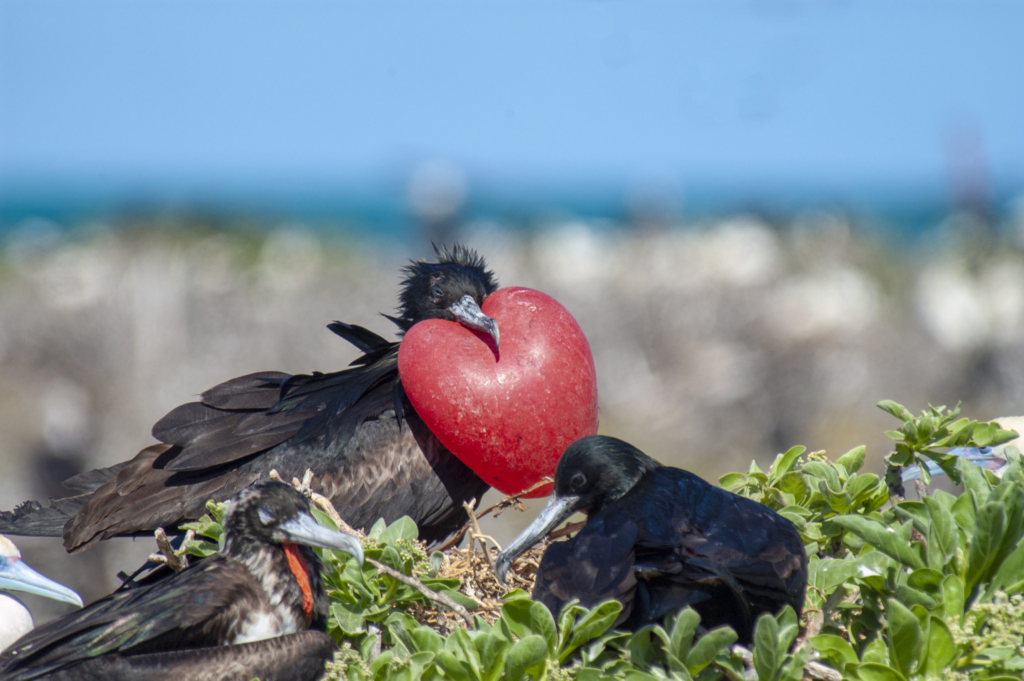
[2,0,1024,622]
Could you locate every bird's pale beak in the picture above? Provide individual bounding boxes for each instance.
[449,295,500,348]
[0,557,83,608]
[279,513,365,565]
[494,493,580,583]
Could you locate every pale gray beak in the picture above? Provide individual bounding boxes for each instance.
[494,493,580,583]
[280,513,364,565]
[449,294,499,348]
[0,557,83,608]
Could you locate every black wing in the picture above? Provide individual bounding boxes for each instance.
[9,631,336,681]
[60,341,401,551]
[0,557,262,680]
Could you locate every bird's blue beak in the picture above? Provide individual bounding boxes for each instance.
[449,295,500,348]
[0,556,83,608]
[279,513,365,566]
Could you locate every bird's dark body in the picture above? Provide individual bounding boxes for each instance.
[28,631,335,681]
[0,246,498,552]
[0,483,359,681]
[534,467,807,640]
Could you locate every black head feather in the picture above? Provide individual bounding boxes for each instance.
[554,436,662,515]
[386,243,499,332]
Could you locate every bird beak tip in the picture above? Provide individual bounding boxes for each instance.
[0,559,84,608]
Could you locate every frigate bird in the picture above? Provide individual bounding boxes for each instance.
[0,244,498,551]
[0,536,83,653]
[901,416,1023,484]
[0,482,362,681]
[495,436,808,643]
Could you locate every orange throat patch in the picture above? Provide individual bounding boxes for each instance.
[283,542,314,619]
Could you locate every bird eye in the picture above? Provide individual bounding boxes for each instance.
[258,508,275,525]
[570,473,586,491]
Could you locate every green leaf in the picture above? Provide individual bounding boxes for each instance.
[770,446,806,482]
[923,616,956,678]
[941,574,965,619]
[810,634,858,668]
[368,518,387,539]
[878,400,911,422]
[669,608,702,662]
[505,635,548,681]
[562,601,623,661]
[923,496,959,567]
[529,601,558,655]
[959,458,993,500]
[886,599,923,677]
[752,614,779,681]
[685,627,738,674]
[966,501,1007,593]
[857,662,907,681]
[380,516,419,545]
[837,446,867,474]
[719,473,746,491]
[830,516,925,569]
[988,538,1024,597]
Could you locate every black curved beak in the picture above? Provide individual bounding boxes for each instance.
[494,493,580,583]
[449,295,499,348]
[279,513,365,565]
[0,556,83,608]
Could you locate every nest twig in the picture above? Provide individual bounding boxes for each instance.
[438,477,553,551]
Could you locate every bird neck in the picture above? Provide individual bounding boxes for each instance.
[239,544,323,627]
[0,592,34,653]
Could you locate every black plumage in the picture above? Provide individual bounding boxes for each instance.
[0,482,362,681]
[495,436,807,643]
[0,245,499,551]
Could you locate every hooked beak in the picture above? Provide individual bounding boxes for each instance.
[0,557,83,608]
[449,295,500,348]
[494,493,580,583]
[279,513,365,566]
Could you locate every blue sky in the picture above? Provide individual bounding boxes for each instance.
[1,1,1022,212]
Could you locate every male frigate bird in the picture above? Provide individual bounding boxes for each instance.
[495,436,808,643]
[0,536,83,653]
[0,244,498,551]
[0,482,362,681]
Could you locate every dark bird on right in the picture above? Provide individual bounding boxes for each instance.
[494,436,808,643]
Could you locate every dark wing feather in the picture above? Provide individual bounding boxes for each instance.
[0,557,260,679]
[197,371,290,411]
[328,321,392,355]
[533,518,640,624]
[9,630,336,681]
[158,350,398,472]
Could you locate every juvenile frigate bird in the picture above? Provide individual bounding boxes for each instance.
[0,536,83,653]
[494,436,808,643]
[0,482,362,681]
[0,244,498,551]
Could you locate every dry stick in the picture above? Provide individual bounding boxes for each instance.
[274,468,474,628]
[438,477,554,551]
[462,499,505,571]
[149,527,194,572]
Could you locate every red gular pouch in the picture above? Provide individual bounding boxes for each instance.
[282,542,314,620]
[398,287,598,498]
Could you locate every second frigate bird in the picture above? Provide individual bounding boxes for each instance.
[0,244,498,551]
[0,482,362,681]
[494,436,808,643]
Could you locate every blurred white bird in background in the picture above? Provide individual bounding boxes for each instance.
[0,535,83,652]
